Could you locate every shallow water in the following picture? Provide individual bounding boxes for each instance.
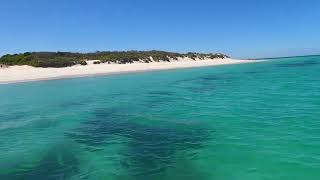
[1,56,320,179]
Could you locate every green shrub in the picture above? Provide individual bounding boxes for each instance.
[0,51,229,68]
[79,60,87,66]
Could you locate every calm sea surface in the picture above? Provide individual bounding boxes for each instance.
[0,56,320,179]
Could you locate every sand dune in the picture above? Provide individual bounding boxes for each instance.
[0,58,259,84]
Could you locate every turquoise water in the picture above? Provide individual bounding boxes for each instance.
[1,56,320,179]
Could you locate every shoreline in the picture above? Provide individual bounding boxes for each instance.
[0,58,261,84]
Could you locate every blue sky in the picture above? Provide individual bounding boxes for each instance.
[1,0,319,58]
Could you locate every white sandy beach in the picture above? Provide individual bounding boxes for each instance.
[0,58,259,84]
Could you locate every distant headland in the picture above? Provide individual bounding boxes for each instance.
[0,51,230,68]
[0,50,261,84]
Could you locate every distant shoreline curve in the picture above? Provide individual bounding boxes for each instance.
[249,54,320,60]
[0,58,262,84]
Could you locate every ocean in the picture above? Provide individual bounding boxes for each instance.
[0,56,319,179]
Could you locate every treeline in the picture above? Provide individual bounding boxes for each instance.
[0,51,229,68]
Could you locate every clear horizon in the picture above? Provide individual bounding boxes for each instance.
[1,0,320,59]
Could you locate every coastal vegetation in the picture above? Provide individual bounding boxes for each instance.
[0,51,229,68]
[0,64,8,68]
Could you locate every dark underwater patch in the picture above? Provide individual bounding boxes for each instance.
[60,101,86,108]
[245,71,264,74]
[142,91,179,109]
[187,86,216,94]
[172,78,198,87]
[183,75,228,94]
[148,91,175,96]
[277,60,319,68]
[199,75,223,81]
[122,122,210,178]
[0,112,45,132]
[0,144,78,180]
[58,97,95,109]
[173,74,224,87]
[0,112,26,123]
[66,108,212,178]
[172,76,223,94]
[144,91,175,104]
[200,74,230,85]
[65,108,152,148]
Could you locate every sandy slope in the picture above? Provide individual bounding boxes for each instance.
[0,58,259,84]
